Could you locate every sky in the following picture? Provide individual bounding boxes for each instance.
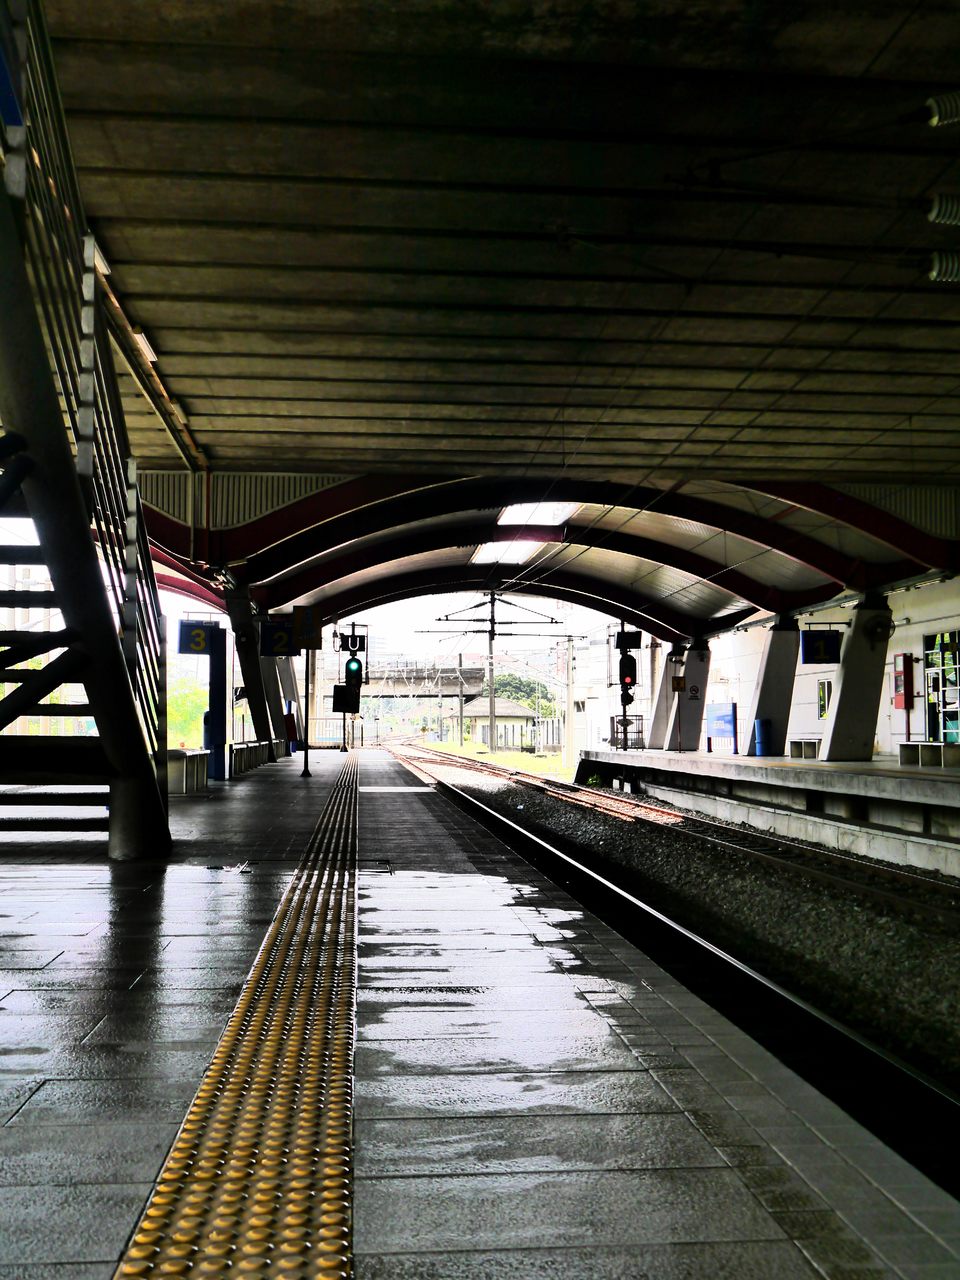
[333,591,612,664]
[0,515,612,679]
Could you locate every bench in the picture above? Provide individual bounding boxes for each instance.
[789,738,821,760]
[168,749,210,794]
[898,741,960,768]
[229,739,282,778]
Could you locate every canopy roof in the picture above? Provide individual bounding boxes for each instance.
[43,0,960,633]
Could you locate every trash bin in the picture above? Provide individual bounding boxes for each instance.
[754,718,771,756]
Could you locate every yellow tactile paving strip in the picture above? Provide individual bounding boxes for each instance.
[114,755,359,1278]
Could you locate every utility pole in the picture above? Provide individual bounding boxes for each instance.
[563,635,575,772]
[301,654,311,778]
[487,591,497,753]
[458,651,464,746]
[307,646,318,745]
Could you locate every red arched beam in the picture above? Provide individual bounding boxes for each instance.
[156,574,226,612]
[257,564,757,641]
[143,472,433,566]
[739,482,960,572]
[230,477,918,591]
[259,517,843,616]
[152,545,221,592]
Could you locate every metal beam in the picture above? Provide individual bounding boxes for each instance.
[258,515,844,616]
[739,482,960,573]
[228,476,914,593]
[223,586,278,761]
[266,563,751,641]
[0,646,87,731]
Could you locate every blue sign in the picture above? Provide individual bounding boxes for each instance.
[706,702,737,738]
[801,630,842,664]
[260,619,300,657]
[0,43,23,128]
[178,619,221,655]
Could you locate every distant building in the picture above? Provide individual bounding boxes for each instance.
[462,696,537,748]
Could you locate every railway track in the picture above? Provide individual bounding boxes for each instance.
[426,773,960,1200]
[392,742,960,930]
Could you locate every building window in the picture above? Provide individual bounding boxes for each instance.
[817,679,832,719]
[924,631,960,743]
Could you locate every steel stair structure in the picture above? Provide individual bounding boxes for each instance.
[0,0,168,856]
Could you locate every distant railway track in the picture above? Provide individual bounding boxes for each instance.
[392,742,960,931]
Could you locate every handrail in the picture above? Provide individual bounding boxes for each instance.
[0,0,167,798]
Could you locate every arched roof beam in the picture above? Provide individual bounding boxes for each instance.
[738,482,960,572]
[221,477,917,591]
[259,564,757,642]
[156,574,226,612]
[260,518,841,616]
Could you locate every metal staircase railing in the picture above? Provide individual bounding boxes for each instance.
[0,0,169,854]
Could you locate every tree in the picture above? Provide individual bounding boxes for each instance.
[167,675,208,749]
[482,673,556,717]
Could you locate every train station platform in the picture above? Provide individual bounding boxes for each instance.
[580,749,960,876]
[1,750,958,1277]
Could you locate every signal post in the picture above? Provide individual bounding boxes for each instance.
[615,628,642,752]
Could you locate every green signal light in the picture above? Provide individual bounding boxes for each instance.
[344,655,363,691]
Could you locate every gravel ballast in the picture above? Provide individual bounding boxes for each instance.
[445,771,960,1092]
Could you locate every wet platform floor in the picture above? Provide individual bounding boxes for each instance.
[353,756,960,1280]
[0,750,958,1278]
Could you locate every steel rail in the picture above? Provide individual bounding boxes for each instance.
[393,743,960,929]
[421,768,960,1199]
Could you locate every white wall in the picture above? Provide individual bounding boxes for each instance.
[582,578,960,757]
[704,578,960,756]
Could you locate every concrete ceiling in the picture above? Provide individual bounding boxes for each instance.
[38,0,960,636]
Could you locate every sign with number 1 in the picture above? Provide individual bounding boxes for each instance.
[800,631,842,664]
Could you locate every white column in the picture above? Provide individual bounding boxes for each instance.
[647,642,684,749]
[819,596,893,761]
[744,617,800,756]
[665,642,711,752]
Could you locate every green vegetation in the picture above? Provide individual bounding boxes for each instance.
[427,738,576,782]
[481,673,556,717]
[167,675,207,748]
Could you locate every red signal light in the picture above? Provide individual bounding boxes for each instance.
[618,653,637,687]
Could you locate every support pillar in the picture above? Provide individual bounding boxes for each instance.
[745,616,800,756]
[108,775,165,862]
[277,656,304,740]
[261,655,288,751]
[204,625,228,781]
[647,642,685,749]
[665,641,710,752]
[819,595,893,762]
[224,587,277,761]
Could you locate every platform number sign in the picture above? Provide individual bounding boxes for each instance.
[259,619,301,657]
[179,619,220,655]
[289,604,323,649]
[800,630,842,665]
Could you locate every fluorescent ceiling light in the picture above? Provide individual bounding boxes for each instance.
[92,241,111,276]
[132,328,158,363]
[471,540,543,565]
[498,501,578,526]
